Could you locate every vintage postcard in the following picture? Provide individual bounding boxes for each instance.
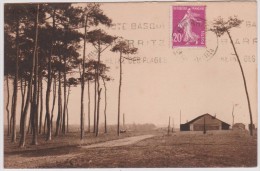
[2,0,258,169]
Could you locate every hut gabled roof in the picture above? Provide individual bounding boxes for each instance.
[184,113,230,126]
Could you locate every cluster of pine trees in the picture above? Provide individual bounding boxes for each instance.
[4,3,138,148]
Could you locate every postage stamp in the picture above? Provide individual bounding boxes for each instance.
[172,6,206,47]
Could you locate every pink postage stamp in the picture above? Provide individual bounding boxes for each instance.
[172,6,206,47]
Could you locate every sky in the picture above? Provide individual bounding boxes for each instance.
[3,1,257,128]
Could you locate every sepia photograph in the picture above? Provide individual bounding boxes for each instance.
[2,0,258,169]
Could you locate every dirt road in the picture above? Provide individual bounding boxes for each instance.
[5,134,155,168]
[80,134,154,149]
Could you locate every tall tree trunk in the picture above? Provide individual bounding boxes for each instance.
[10,113,13,136]
[51,76,56,133]
[39,75,43,134]
[102,78,107,133]
[117,52,123,136]
[43,114,47,134]
[95,44,101,137]
[66,86,70,133]
[10,92,14,136]
[31,12,40,145]
[20,79,27,134]
[27,87,33,134]
[227,31,253,136]
[6,77,10,136]
[96,88,102,137]
[62,54,67,134]
[10,91,15,135]
[45,9,55,141]
[28,96,34,134]
[20,77,25,134]
[87,80,91,133]
[29,84,33,134]
[93,71,97,133]
[80,16,87,139]
[55,56,62,136]
[19,4,39,147]
[23,80,27,101]
[59,105,63,132]
[27,115,31,134]
[27,89,33,135]
[11,18,20,143]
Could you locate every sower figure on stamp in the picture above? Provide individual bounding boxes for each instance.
[178,8,202,45]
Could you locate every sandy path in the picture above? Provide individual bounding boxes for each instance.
[80,134,154,149]
[5,134,155,168]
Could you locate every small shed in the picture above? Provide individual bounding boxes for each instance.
[180,113,230,131]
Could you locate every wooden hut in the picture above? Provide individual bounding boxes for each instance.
[180,113,230,131]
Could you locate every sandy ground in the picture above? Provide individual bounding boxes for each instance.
[4,134,155,168]
[5,152,81,168]
[4,129,257,168]
[80,134,154,149]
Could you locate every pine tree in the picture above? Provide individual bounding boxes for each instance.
[111,38,138,136]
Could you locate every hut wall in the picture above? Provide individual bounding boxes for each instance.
[192,115,222,131]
